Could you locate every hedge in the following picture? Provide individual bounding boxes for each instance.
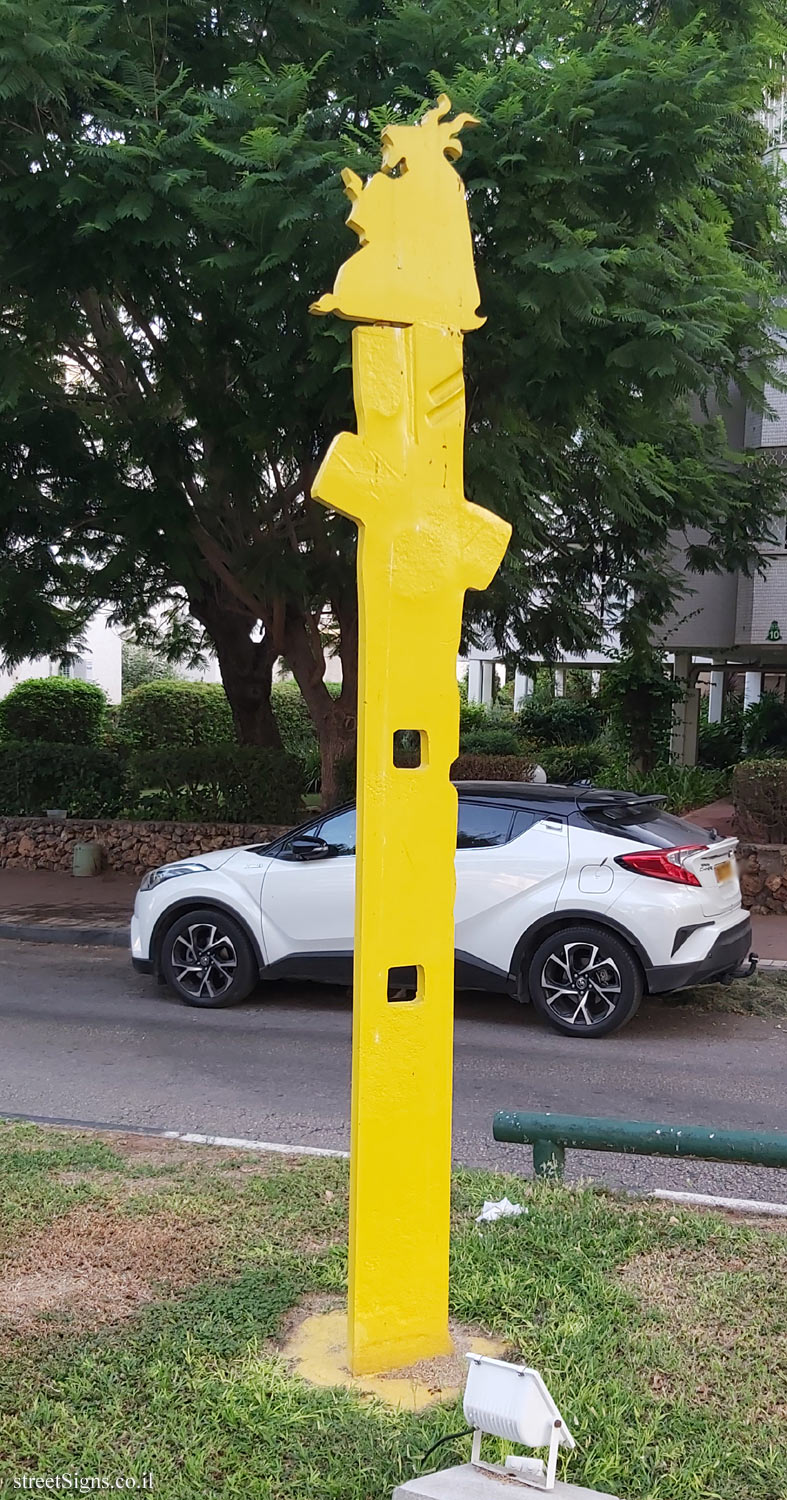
[125,745,304,824]
[117,680,235,750]
[538,743,609,784]
[451,753,536,782]
[0,678,107,746]
[517,697,602,747]
[733,759,787,842]
[0,742,124,817]
[459,726,524,756]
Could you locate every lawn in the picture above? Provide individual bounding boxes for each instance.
[0,1121,784,1499]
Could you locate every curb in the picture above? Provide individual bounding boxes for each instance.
[0,921,127,948]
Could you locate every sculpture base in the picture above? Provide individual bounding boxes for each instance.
[280,1303,504,1411]
[394,1464,622,1500]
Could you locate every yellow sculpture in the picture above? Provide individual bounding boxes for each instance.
[311,95,511,1377]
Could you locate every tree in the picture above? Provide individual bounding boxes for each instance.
[0,0,785,798]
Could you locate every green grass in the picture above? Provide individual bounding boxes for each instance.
[0,1122,785,1498]
[675,969,787,1018]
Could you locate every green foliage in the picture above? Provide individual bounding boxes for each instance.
[599,653,680,770]
[121,641,180,693]
[741,692,787,758]
[517,697,603,747]
[539,743,609,784]
[0,0,785,794]
[0,676,106,746]
[271,682,319,764]
[117,681,234,752]
[459,726,524,756]
[733,759,787,841]
[698,704,745,769]
[459,698,490,735]
[126,746,304,824]
[595,761,729,816]
[0,741,123,816]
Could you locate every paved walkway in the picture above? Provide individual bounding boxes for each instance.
[0,868,135,945]
[1,866,786,959]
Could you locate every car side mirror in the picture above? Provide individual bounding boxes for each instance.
[289,835,332,861]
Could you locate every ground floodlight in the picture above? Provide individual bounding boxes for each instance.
[463,1353,575,1491]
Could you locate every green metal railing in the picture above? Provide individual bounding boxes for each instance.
[492,1110,787,1179]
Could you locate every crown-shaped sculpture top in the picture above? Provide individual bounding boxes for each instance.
[311,95,483,332]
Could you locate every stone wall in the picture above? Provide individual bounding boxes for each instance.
[737,842,787,914]
[0,817,292,877]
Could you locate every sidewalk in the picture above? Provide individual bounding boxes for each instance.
[0,868,135,946]
[1,865,786,963]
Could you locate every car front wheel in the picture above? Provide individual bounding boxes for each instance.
[160,908,258,1007]
[527,924,642,1038]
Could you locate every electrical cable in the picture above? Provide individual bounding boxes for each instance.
[416,1427,473,1471]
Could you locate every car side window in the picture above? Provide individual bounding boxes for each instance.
[316,808,357,855]
[510,809,536,839]
[456,802,515,849]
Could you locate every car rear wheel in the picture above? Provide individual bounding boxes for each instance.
[160,908,257,1007]
[527,924,642,1038]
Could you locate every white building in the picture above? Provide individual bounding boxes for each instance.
[0,608,123,703]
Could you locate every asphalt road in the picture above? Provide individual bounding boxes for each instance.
[2,940,786,1202]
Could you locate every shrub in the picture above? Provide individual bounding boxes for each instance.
[0,742,124,817]
[0,677,107,746]
[698,713,744,770]
[117,680,234,751]
[517,697,602,747]
[121,642,179,692]
[125,745,304,824]
[594,762,729,816]
[742,692,787,758]
[459,697,489,734]
[459,726,523,756]
[733,759,787,842]
[539,743,609,784]
[451,753,535,782]
[271,682,319,763]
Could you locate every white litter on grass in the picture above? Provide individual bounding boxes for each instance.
[476,1196,526,1223]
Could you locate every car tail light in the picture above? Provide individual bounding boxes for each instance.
[615,844,706,886]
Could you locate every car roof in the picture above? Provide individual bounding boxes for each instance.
[454,781,665,814]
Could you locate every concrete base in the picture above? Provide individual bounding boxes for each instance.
[394,1463,622,1500]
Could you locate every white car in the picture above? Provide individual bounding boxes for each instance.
[130,781,755,1038]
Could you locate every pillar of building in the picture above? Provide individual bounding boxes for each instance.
[670,651,700,766]
[554,667,566,698]
[466,660,483,705]
[707,670,725,724]
[513,671,533,710]
[479,659,495,707]
[744,671,762,710]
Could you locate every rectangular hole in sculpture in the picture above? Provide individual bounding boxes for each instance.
[393,729,427,768]
[388,964,424,1002]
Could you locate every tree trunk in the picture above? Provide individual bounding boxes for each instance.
[283,594,358,805]
[190,585,282,749]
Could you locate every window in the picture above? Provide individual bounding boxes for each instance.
[317,808,357,855]
[510,809,536,839]
[456,801,514,849]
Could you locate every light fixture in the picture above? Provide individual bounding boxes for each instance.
[463,1354,575,1491]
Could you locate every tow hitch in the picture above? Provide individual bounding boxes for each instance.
[722,951,758,984]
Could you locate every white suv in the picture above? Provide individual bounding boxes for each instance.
[130,782,755,1038]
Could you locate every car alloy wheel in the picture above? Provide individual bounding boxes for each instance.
[528,923,642,1038]
[170,922,238,1002]
[540,941,622,1028]
[160,907,258,1007]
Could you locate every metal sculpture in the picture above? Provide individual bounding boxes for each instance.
[311,96,511,1376]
